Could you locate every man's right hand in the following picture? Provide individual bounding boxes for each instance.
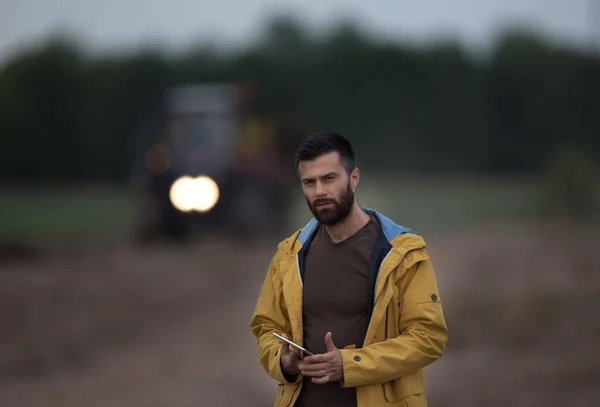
[279,333,301,377]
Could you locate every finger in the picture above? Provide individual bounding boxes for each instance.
[280,334,290,355]
[303,354,327,364]
[301,369,329,377]
[312,375,330,384]
[290,346,300,359]
[299,362,329,372]
[324,331,337,351]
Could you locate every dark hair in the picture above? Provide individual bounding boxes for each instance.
[294,131,357,174]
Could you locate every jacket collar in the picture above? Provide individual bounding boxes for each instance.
[298,208,412,244]
[279,208,414,255]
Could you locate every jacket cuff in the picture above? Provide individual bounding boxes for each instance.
[339,349,360,388]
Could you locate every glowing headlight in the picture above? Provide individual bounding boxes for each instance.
[169,175,220,213]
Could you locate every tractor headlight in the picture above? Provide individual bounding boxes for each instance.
[169,175,220,213]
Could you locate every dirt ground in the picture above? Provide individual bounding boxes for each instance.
[1,223,599,407]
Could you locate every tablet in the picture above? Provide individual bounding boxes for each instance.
[272,332,315,356]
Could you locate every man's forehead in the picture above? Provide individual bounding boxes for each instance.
[298,153,344,177]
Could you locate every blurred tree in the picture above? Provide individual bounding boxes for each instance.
[0,19,598,183]
[0,37,85,182]
[81,48,170,181]
[484,31,600,174]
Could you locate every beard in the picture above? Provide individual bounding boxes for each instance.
[306,181,355,226]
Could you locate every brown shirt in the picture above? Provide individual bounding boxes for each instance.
[295,215,381,407]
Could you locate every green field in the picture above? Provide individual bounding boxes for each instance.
[0,186,139,243]
[287,176,545,233]
[0,176,593,243]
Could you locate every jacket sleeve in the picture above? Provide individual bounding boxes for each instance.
[249,253,299,384]
[340,255,448,387]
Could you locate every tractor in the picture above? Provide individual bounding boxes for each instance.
[130,83,301,242]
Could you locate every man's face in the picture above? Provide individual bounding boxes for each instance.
[298,152,358,226]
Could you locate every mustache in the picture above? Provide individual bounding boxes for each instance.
[313,198,337,206]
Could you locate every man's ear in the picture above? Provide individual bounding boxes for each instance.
[351,168,360,191]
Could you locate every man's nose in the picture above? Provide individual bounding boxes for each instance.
[314,181,327,196]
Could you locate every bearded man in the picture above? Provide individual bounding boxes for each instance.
[250,131,448,407]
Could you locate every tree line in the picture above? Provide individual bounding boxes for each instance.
[0,17,598,184]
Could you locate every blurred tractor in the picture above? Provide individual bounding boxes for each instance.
[131,83,300,241]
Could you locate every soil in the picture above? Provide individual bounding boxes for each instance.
[1,224,599,406]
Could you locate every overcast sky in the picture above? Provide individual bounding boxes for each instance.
[0,0,597,61]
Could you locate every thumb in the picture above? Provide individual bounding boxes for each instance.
[324,331,337,352]
[280,333,290,354]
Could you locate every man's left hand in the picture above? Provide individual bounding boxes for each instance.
[299,332,344,384]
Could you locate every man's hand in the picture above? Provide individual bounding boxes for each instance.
[279,333,301,377]
[299,332,344,384]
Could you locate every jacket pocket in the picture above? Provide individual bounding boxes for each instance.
[401,394,427,407]
[403,293,442,321]
[274,383,299,407]
[382,372,424,403]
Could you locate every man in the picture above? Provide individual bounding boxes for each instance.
[250,132,448,407]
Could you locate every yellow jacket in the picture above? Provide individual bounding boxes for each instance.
[250,209,448,407]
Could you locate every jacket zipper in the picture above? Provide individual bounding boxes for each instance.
[373,249,394,302]
[295,253,302,286]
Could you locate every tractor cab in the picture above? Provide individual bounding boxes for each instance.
[132,83,294,241]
